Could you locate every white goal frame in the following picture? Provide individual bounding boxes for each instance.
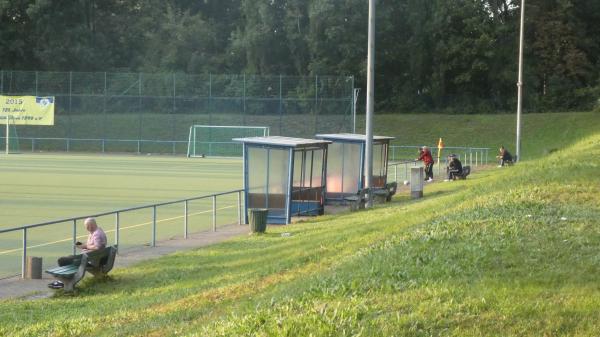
[186,125,270,157]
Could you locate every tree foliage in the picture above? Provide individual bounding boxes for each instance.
[1,0,598,112]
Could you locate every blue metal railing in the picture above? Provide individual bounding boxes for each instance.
[0,189,244,279]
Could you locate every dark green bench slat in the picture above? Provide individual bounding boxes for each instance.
[46,245,118,291]
[47,265,78,273]
[46,265,79,276]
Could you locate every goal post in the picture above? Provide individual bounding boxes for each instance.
[187,125,270,157]
[4,118,20,154]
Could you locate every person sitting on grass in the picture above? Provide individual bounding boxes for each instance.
[445,154,463,181]
[496,146,513,167]
[48,217,107,289]
[416,146,434,182]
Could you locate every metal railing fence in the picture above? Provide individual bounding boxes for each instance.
[389,145,491,167]
[1,137,491,161]
[1,136,190,155]
[0,189,244,279]
[387,146,491,184]
[387,160,422,184]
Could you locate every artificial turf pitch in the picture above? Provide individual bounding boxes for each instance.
[0,153,243,278]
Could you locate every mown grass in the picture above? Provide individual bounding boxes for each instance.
[359,111,600,159]
[0,154,242,228]
[1,134,599,336]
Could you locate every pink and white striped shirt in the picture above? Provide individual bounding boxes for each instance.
[85,227,107,252]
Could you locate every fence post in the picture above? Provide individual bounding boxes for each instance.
[237,190,242,225]
[279,74,283,134]
[31,139,35,152]
[138,72,143,147]
[172,73,176,115]
[394,165,398,183]
[115,212,120,251]
[21,228,27,279]
[208,73,212,125]
[172,74,177,152]
[469,149,473,166]
[72,219,77,255]
[152,206,157,247]
[243,74,246,125]
[68,71,73,141]
[313,75,318,135]
[184,200,188,239]
[475,150,478,167]
[212,195,217,232]
[103,72,107,143]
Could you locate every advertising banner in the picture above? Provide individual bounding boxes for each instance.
[0,96,55,125]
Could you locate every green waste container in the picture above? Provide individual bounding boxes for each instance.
[249,208,268,233]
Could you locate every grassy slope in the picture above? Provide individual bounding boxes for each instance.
[1,133,598,336]
[365,111,600,160]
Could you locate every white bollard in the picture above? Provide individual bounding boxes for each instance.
[410,167,424,199]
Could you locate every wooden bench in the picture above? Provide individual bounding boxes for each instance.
[46,245,117,292]
[344,188,369,211]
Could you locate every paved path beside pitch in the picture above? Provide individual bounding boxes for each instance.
[0,224,250,301]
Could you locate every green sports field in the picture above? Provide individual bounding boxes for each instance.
[0,153,243,278]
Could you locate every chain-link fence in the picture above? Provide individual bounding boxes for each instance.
[0,71,354,154]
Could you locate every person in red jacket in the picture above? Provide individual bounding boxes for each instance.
[416,146,434,182]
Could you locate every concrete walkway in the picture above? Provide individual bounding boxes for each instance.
[0,224,250,301]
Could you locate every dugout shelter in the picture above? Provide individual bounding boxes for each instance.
[315,133,394,202]
[233,136,331,224]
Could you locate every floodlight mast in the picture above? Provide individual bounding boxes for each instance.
[365,0,375,208]
[516,0,525,162]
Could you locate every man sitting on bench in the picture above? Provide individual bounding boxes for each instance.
[49,217,107,289]
[445,154,463,181]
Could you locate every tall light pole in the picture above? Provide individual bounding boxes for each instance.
[516,0,525,162]
[365,0,375,207]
